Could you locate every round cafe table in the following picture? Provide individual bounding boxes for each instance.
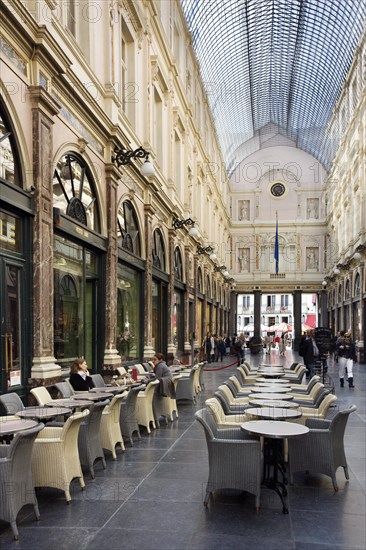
[248,392,293,400]
[258,372,285,379]
[70,392,114,401]
[244,407,302,421]
[46,399,94,410]
[254,382,291,388]
[249,399,300,408]
[89,386,128,394]
[252,386,290,394]
[255,378,289,384]
[241,420,309,514]
[16,406,71,421]
[0,418,39,438]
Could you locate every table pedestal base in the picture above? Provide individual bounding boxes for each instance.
[263,439,289,514]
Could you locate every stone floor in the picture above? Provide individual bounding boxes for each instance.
[1,350,365,549]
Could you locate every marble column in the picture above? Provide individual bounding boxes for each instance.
[319,289,328,328]
[253,290,262,338]
[103,163,121,370]
[194,255,199,349]
[184,245,191,352]
[29,86,61,382]
[229,291,237,337]
[293,289,302,351]
[143,204,155,359]
[167,229,176,360]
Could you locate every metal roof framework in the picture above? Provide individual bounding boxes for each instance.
[180,0,366,173]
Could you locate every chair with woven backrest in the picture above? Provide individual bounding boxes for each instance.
[195,408,262,510]
[295,393,338,425]
[31,409,89,502]
[175,367,196,404]
[30,386,54,406]
[288,404,357,491]
[0,393,25,416]
[153,375,180,426]
[78,399,109,478]
[100,392,128,459]
[289,374,320,393]
[54,381,75,398]
[0,423,44,540]
[225,376,252,397]
[214,390,248,417]
[90,373,112,388]
[205,397,249,428]
[120,385,144,445]
[216,384,249,410]
[289,382,325,402]
[135,379,159,433]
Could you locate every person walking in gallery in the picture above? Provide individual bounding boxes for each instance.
[336,330,357,388]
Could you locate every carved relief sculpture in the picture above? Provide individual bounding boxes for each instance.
[238,200,250,221]
[238,247,250,272]
[307,198,319,219]
[306,247,319,271]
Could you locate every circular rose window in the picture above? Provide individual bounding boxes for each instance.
[270,182,286,197]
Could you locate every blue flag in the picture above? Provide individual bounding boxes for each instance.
[274,212,279,274]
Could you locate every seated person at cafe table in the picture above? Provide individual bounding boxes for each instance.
[69,358,93,391]
[151,353,173,380]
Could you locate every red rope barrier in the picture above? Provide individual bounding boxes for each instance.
[203,359,240,371]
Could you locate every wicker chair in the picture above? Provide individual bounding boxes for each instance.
[100,392,127,459]
[90,373,112,388]
[78,399,109,477]
[175,367,196,403]
[215,385,249,413]
[0,423,44,540]
[0,393,25,415]
[31,410,89,502]
[289,382,325,402]
[54,381,75,398]
[195,408,262,510]
[295,393,338,425]
[135,380,159,433]
[225,376,252,397]
[289,375,320,393]
[288,404,357,491]
[30,386,54,406]
[120,385,144,445]
[205,397,249,428]
[236,366,258,385]
[153,375,180,426]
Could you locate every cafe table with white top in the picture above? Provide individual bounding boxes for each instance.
[251,386,291,394]
[257,372,285,379]
[249,399,300,408]
[248,392,294,401]
[244,407,302,421]
[16,406,71,421]
[0,417,39,441]
[241,420,309,513]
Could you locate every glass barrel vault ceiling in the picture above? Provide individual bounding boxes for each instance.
[180,0,366,173]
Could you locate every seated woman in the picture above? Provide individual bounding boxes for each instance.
[151,353,172,380]
[69,358,93,391]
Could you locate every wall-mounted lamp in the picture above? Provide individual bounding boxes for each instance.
[214,265,227,273]
[336,262,350,271]
[322,280,327,287]
[333,267,340,275]
[353,252,362,261]
[172,217,198,237]
[223,270,230,278]
[112,146,155,177]
[197,245,214,255]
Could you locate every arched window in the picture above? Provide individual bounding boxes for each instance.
[197,268,203,293]
[345,279,351,300]
[117,201,141,256]
[338,284,342,303]
[53,153,100,231]
[206,275,211,299]
[0,104,21,186]
[174,247,183,281]
[354,273,360,297]
[152,229,166,270]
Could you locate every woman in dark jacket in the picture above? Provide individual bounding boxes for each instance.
[151,353,172,379]
[69,357,93,391]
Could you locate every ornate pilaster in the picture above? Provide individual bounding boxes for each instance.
[253,290,262,338]
[103,163,121,369]
[194,254,199,349]
[293,289,302,351]
[143,204,155,358]
[183,245,191,351]
[229,291,237,336]
[29,86,61,380]
[167,229,176,359]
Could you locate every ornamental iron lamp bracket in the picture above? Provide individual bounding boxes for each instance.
[112,146,155,177]
[214,265,227,272]
[172,217,198,237]
[197,245,214,255]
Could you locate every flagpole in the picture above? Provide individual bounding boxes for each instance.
[274,211,279,274]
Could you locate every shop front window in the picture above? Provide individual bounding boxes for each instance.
[152,279,167,354]
[173,291,184,351]
[0,108,20,186]
[116,265,141,360]
[53,235,99,371]
[53,153,100,231]
[117,201,141,255]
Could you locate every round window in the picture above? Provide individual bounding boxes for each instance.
[270,182,286,197]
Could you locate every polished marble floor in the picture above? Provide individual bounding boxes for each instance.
[1,350,365,549]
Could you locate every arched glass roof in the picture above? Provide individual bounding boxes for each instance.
[180,0,366,172]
